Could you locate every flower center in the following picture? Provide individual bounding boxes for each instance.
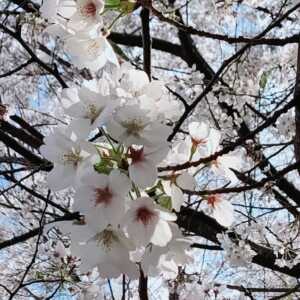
[129,146,144,163]
[212,159,220,168]
[121,119,145,137]
[87,40,102,56]
[63,149,82,167]
[207,195,220,208]
[86,104,103,124]
[191,137,207,147]
[95,228,119,251]
[94,187,113,206]
[81,2,97,17]
[135,206,156,226]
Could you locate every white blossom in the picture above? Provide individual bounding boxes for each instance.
[107,105,170,147]
[74,169,131,231]
[162,172,196,212]
[62,85,118,134]
[40,126,97,191]
[60,222,139,278]
[207,195,234,227]
[122,197,176,247]
[128,144,169,189]
[217,233,256,267]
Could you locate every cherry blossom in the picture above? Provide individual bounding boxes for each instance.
[128,144,169,189]
[162,172,196,212]
[188,121,211,159]
[41,0,117,71]
[78,284,102,300]
[211,149,244,184]
[64,30,119,71]
[40,126,97,191]
[118,65,163,99]
[40,0,76,21]
[207,195,234,227]
[106,105,170,147]
[68,0,105,31]
[3,0,300,298]
[122,197,176,247]
[217,233,256,267]
[53,240,68,259]
[205,129,244,183]
[74,169,131,231]
[162,139,191,167]
[164,228,194,267]
[141,224,194,277]
[60,222,139,278]
[62,85,118,134]
[40,0,104,31]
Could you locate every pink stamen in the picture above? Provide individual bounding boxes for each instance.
[82,2,97,17]
[135,206,156,226]
[129,147,144,164]
[191,137,207,147]
[207,195,221,208]
[94,187,112,206]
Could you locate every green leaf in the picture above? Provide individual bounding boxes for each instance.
[105,0,120,8]
[105,0,137,13]
[259,71,269,90]
[35,271,44,280]
[94,160,113,175]
[158,196,172,211]
[119,0,138,14]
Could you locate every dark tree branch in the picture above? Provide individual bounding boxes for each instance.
[0,212,80,251]
[168,3,300,141]
[0,130,49,169]
[177,207,300,278]
[0,58,33,78]
[160,98,295,172]
[294,43,300,172]
[0,23,68,88]
[141,7,152,79]
[10,115,44,141]
[1,120,43,149]
[145,2,300,46]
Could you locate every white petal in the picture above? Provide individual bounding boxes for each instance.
[58,0,77,18]
[68,119,91,138]
[213,200,234,227]
[158,209,177,222]
[40,144,60,162]
[151,219,172,247]
[188,121,210,141]
[142,81,164,100]
[45,23,70,39]
[106,119,126,142]
[61,87,80,109]
[81,172,108,188]
[146,143,169,164]
[40,0,59,19]
[104,39,119,66]
[176,173,195,190]
[206,129,221,155]
[109,169,131,196]
[47,164,75,191]
[129,161,157,189]
[170,185,184,212]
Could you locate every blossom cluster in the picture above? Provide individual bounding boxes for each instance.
[41,64,194,279]
[39,0,245,284]
[40,0,119,71]
[40,63,245,280]
[217,233,256,267]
